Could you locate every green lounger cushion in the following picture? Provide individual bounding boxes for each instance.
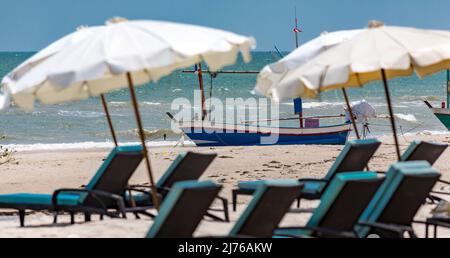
[0,193,84,207]
[239,180,326,196]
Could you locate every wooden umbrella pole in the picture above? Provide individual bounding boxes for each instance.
[100,94,118,147]
[126,72,160,210]
[381,69,401,161]
[101,93,137,208]
[342,88,361,140]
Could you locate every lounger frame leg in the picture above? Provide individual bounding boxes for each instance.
[19,210,25,227]
[85,213,92,222]
[232,189,238,212]
[70,212,75,225]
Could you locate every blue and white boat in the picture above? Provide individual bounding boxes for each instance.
[179,121,351,147]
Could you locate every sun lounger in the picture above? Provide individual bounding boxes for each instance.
[232,138,381,211]
[274,172,384,238]
[228,180,303,238]
[125,152,228,221]
[401,140,447,165]
[0,145,144,226]
[146,180,221,238]
[356,161,441,238]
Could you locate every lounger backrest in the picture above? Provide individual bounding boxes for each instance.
[83,145,144,206]
[147,180,221,238]
[324,138,381,181]
[401,140,448,165]
[356,161,440,238]
[229,180,303,238]
[156,152,217,189]
[306,172,383,237]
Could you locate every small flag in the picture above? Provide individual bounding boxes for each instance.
[293,28,302,33]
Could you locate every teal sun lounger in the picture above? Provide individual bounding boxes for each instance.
[232,138,381,211]
[147,179,302,238]
[146,180,221,238]
[126,152,229,221]
[0,145,144,227]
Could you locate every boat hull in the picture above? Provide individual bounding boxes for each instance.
[180,122,351,147]
[432,108,450,130]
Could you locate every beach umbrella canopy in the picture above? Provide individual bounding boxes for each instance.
[1,26,102,87]
[2,19,255,110]
[2,18,255,209]
[260,21,450,160]
[255,29,362,97]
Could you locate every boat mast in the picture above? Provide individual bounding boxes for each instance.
[196,63,207,120]
[293,8,303,128]
[447,69,450,109]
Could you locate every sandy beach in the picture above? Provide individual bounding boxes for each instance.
[0,134,449,238]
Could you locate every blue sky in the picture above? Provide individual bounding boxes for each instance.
[1,0,450,51]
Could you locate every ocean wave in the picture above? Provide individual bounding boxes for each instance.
[398,95,441,102]
[109,101,162,108]
[109,101,128,107]
[282,101,344,109]
[141,102,162,106]
[404,130,450,136]
[394,113,418,122]
[120,128,181,139]
[57,110,104,118]
[3,140,195,152]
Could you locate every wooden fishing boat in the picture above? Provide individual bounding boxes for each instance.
[170,14,351,147]
[424,70,450,130]
[178,121,351,147]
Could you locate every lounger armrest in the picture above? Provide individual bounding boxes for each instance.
[357,221,413,235]
[375,171,386,174]
[123,187,164,205]
[52,189,127,217]
[298,178,329,183]
[126,185,171,195]
[438,179,450,185]
[276,226,356,238]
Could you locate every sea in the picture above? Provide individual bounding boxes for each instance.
[0,51,449,151]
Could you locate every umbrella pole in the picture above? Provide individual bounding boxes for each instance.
[100,94,118,147]
[342,88,361,140]
[101,93,137,208]
[381,69,401,161]
[126,72,160,211]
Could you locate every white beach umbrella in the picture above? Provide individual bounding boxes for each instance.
[0,25,103,109]
[254,29,363,139]
[3,18,256,209]
[4,19,254,110]
[265,21,450,160]
[255,29,362,96]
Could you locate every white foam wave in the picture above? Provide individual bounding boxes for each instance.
[58,110,104,118]
[283,101,344,109]
[394,113,418,122]
[404,130,450,136]
[3,141,196,152]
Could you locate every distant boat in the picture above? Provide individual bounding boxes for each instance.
[178,121,351,147]
[171,14,351,147]
[424,69,450,130]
